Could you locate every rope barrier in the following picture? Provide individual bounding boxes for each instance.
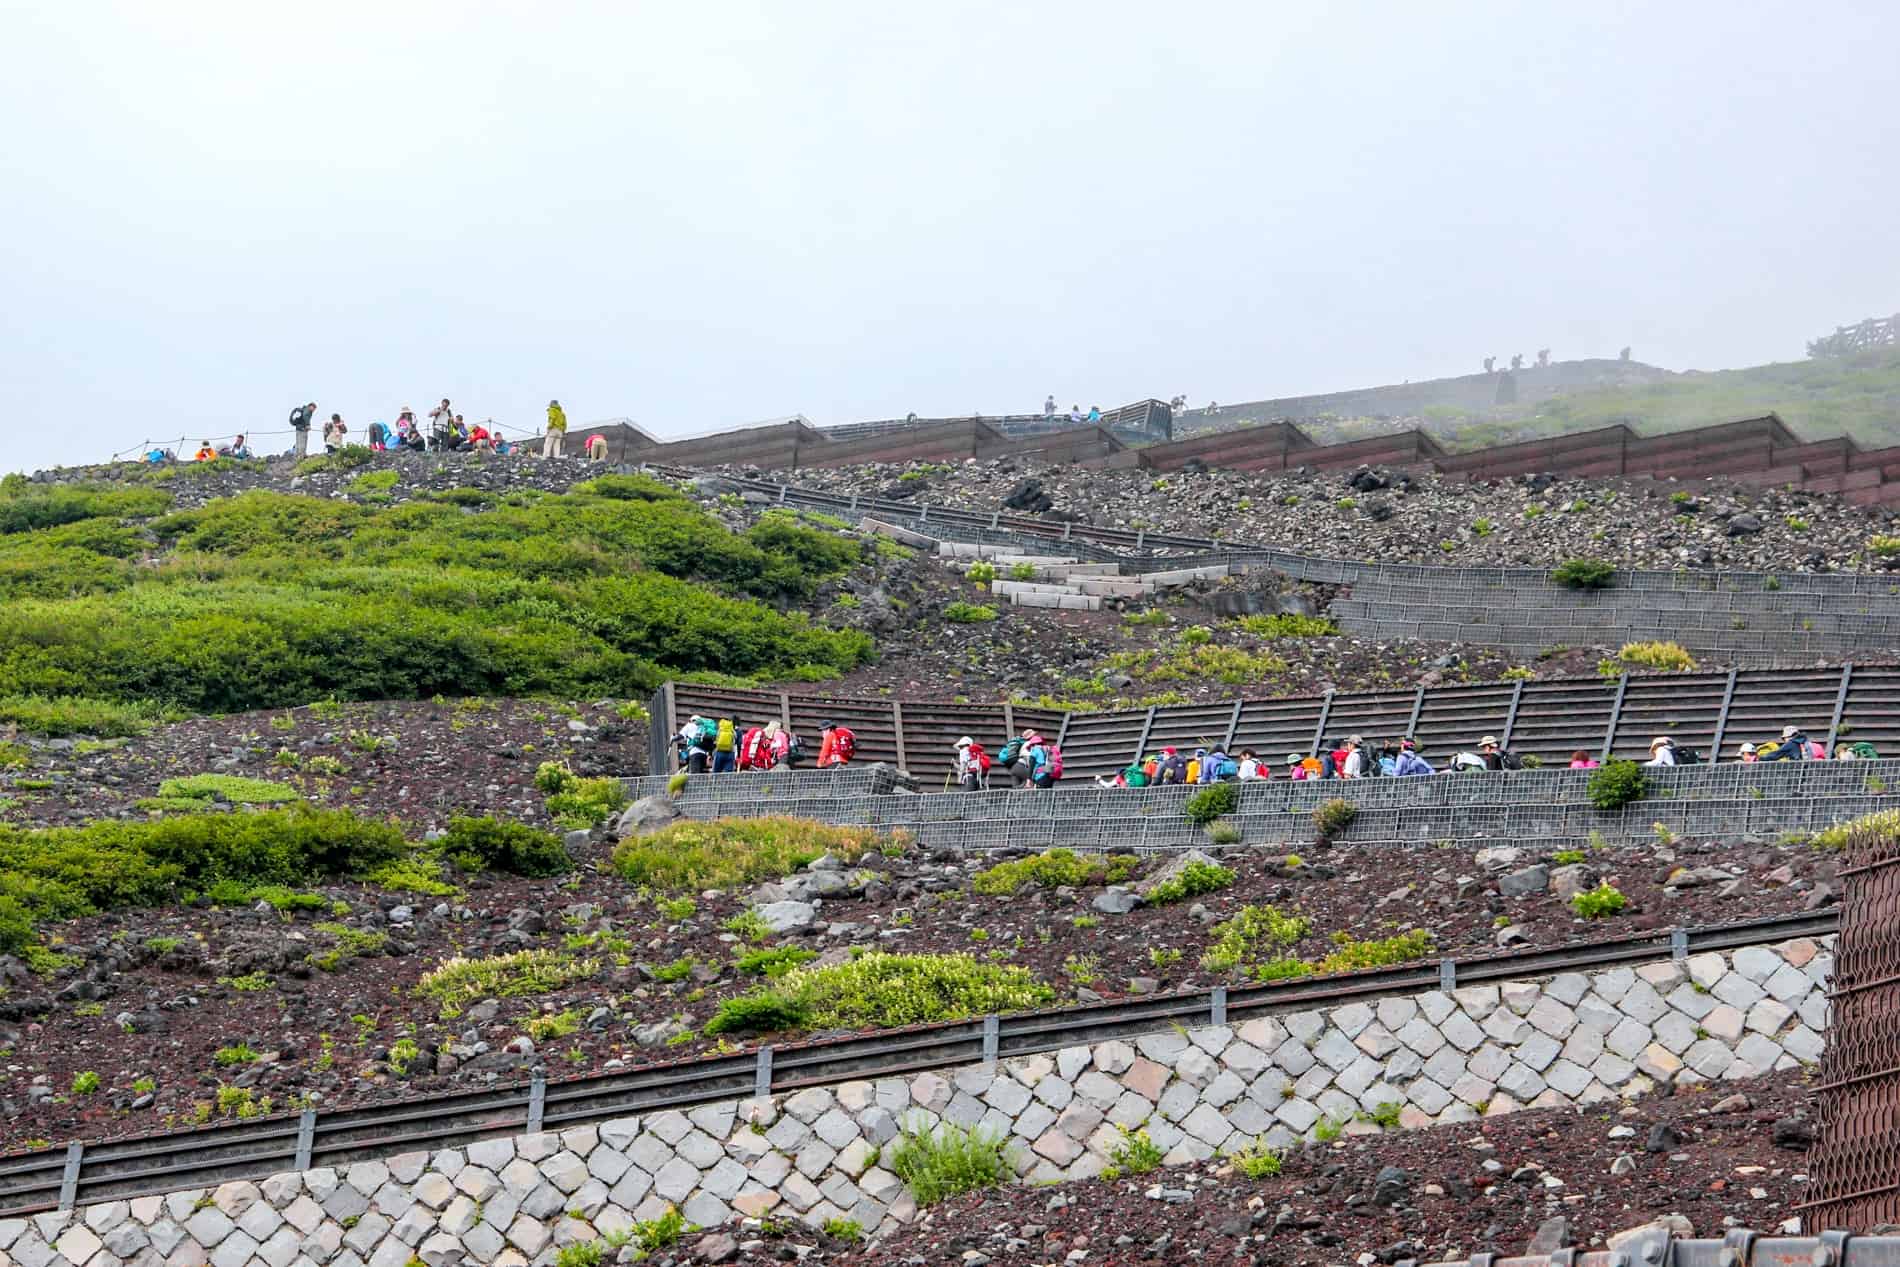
[101,417,554,466]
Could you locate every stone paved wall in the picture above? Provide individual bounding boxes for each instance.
[0,938,1830,1267]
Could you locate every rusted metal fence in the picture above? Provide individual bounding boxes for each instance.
[1803,812,1900,1231]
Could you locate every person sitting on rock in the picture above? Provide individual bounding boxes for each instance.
[219,434,252,459]
[1758,725,1811,761]
[323,414,348,452]
[468,421,493,452]
[193,440,217,461]
[1156,746,1188,785]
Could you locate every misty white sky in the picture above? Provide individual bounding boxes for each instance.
[3,1,1898,473]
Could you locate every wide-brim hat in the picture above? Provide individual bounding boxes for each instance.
[1479,735,1499,748]
[954,736,973,749]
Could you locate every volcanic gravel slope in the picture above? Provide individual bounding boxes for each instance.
[0,778,1833,1151]
[749,458,1899,574]
[670,1068,1816,1266]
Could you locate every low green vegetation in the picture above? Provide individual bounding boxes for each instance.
[970,849,1136,895]
[1145,859,1235,904]
[142,774,298,813]
[1102,1126,1165,1179]
[1603,640,1697,674]
[885,1120,1013,1206]
[943,602,999,623]
[534,762,631,829]
[1231,1144,1283,1178]
[1571,882,1628,918]
[1550,558,1616,590]
[0,479,872,718]
[1587,759,1648,811]
[1312,797,1357,841]
[1201,905,1311,972]
[612,818,891,891]
[415,948,599,1017]
[1183,783,1239,825]
[439,815,571,877]
[705,952,1054,1036]
[0,806,403,954]
[1232,613,1339,638]
[735,946,817,977]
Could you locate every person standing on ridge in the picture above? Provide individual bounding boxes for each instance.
[429,399,454,451]
[545,399,568,458]
[289,401,315,458]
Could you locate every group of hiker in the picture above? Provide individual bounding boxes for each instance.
[145,400,603,466]
[673,715,859,774]
[673,712,1872,786]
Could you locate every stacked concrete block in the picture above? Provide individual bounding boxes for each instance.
[1,940,1830,1265]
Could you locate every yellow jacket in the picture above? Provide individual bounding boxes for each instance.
[547,404,568,433]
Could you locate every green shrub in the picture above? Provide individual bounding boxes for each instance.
[214,1043,259,1066]
[1201,905,1311,972]
[1550,558,1616,589]
[1314,928,1434,973]
[885,1120,1012,1205]
[154,774,298,806]
[0,695,169,738]
[627,1206,688,1256]
[1362,1101,1403,1128]
[1145,860,1235,904]
[965,561,997,584]
[1183,783,1239,825]
[572,473,682,502]
[1008,563,1037,582]
[72,1071,100,1095]
[0,896,33,955]
[943,602,998,623]
[1571,883,1627,918]
[1587,760,1648,811]
[294,445,373,475]
[1233,614,1339,638]
[821,1218,863,1243]
[1612,640,1697,673]
[1870,535,1900,558]
[1103,1127,1165,1179]
[735,946,817,977]
[535,766,629,830]
[1312,798,1357,841]
[1232,1144,1283,1178]
[0,485,873,718]
[1206,823,1242,845]
[366,857,458,896]
[970,849,1136,895]
[0,806,403,945]
[705,952,1054,1036]
[1551,849,1586,864]
[415,949,599,1017]
[348,470,399,495]
[612,818,888,891]
[440,816,571,877]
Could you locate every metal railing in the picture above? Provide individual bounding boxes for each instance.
[0,910,1835,1218]
[648,664,1900,783]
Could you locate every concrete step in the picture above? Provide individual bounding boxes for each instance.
[992,579,1085,598]
[1008,590,1102,611]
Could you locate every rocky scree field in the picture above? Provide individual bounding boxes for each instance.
[0,782,1832,1152]
[753,458,1900,573]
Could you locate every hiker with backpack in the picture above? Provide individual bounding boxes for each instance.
[1237,750,1263,780]
[1758,725,1812,762]
[709,717,739,773]
[289,401,316,458]
[677,714,715,774]
[817,721,856,768]
[1392,738,1433,776]
[1284,753,1309,780]
[954,736,991,791]
[1475,735,1523,771]
[1340,736,1372,778]
[1023,730,1061,788]
[738,721,766,770]
[1646,736,1678,767]
[1204,746,1239,781]
[1157,747,1188,785]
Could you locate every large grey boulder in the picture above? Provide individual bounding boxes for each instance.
[753,900,818,933]
[612,795,682,839]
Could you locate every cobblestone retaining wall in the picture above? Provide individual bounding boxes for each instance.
[0,939,1830,1267]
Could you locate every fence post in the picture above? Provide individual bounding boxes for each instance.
[58,1141,82,1211]
[295,1110,317,1170]
[527,1070,547,1133]
[1135,529,1145,551]
[919,503,928,524]
[1055,709,1073,750]
[1826,664,1855,756]
[1002,701,1016,738]
[779,692,792,731]
[776,484,787,504]
[1133,707,1159,765]
[755,1046,774,1100]
[1405,686,1426,741]
[990,510,1000,530]
[891,702,909,771]
[1600,672,1630,762]
[1062,520,1073,543]
[1223,700,1244,753]
[1710,667,1739,760]
[982,1016,1000,1064]
[1500,680,1525,750]
[848,492,858,513]
[1311,691,1335,757]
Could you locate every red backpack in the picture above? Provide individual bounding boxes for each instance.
[739,728,765,769]
[830,727,856,763]
[969,742,992,774]
[1045,744,1064,779]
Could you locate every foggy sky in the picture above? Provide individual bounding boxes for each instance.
[4,1,1898,474]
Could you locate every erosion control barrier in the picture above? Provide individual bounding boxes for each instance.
[1413,1231,1900,1266]
[0,911,1833,1223]
[1803,811,1900,1231]
[647,663,1900,785]
[687,470,1900,658]
[628,758,1900,852]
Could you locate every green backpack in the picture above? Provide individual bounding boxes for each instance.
[1123,764,1150,788]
